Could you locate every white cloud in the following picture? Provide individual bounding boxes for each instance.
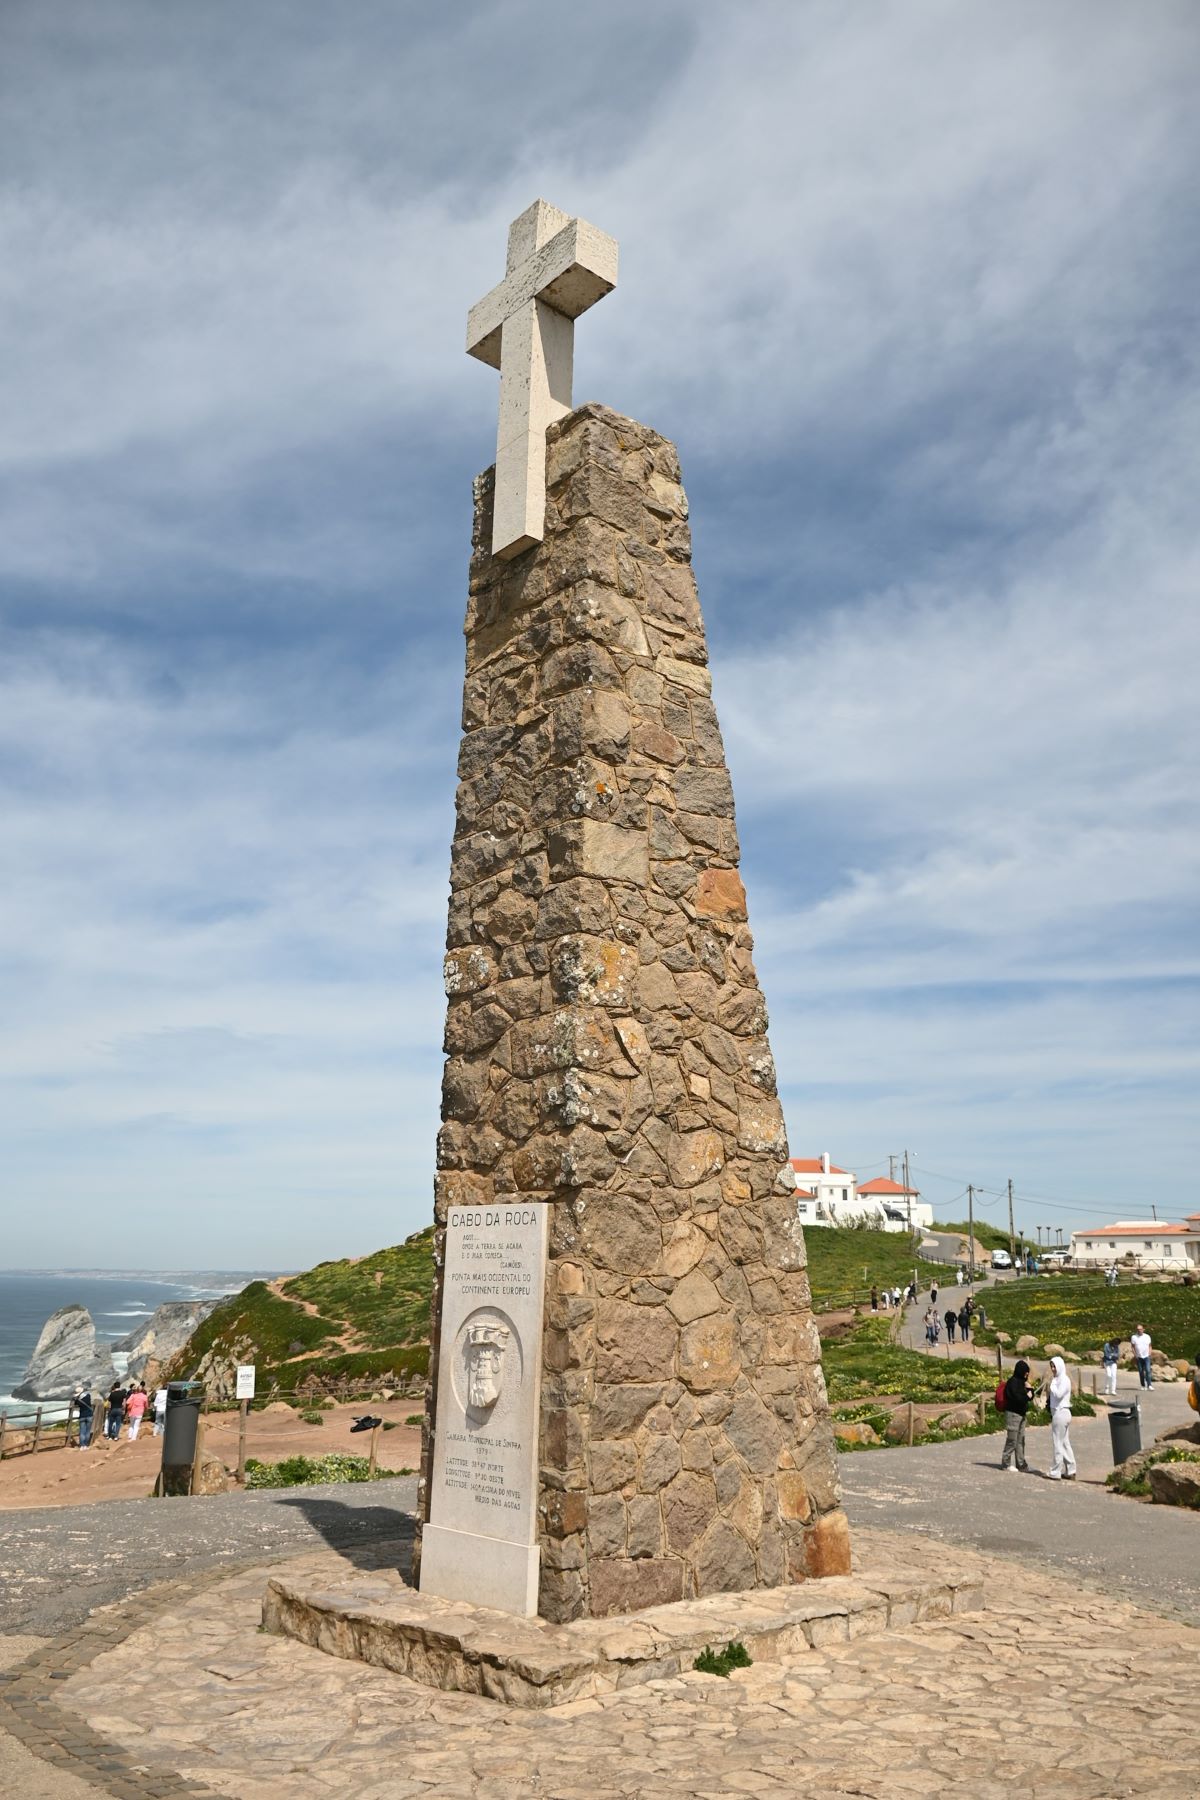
[1,2,1197,1258]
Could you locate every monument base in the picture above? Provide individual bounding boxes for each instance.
[264,1558,983,1710]
[418,1522,540,1617]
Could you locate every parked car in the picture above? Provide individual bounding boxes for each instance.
[990,1248,1013,1270]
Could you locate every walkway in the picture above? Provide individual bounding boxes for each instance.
[4,1524,1194,1798]
[840,1388,1200,1625]
[0,1474,417,1635]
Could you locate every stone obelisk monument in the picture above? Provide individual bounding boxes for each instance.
[416,201,850,1622]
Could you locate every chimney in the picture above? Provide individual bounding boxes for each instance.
[822,1152,830,1175]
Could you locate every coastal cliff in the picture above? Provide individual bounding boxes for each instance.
[110,1300,218,1382]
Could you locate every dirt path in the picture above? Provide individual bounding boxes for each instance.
[0,1401,423,1512]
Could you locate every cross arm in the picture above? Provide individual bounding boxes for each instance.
[466,218,618,369]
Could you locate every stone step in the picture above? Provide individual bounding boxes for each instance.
[262,1558,983,1708]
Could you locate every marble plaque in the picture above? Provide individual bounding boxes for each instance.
[420,1202,549,1615]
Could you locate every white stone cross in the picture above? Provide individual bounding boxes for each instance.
[467,200,618,560]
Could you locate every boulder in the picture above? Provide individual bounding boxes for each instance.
[884,1409,929,1444]
[1156,1422,1200,1447]
[1147,1459,1200,1509]
[1149,1348,1169,1365]
[833,1420,880,1447]
[994,1331,1012,1346]
[14,1305,115,1401]
[1043,1343,1067,1358]
[1171,1360,1191,1376]
[934,1406,979,1432]
[1015,1335,1039,1354]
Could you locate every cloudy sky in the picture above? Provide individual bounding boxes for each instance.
[3,1,1197,1267]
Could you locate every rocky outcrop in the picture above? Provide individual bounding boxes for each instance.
[110,1301,218,1381]
[14,1305,115,1400]
[1147,1459,1200,1508]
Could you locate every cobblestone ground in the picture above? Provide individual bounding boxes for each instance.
[4,1526,1190,1799]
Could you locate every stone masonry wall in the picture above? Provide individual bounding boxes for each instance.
[417,404,850,1620]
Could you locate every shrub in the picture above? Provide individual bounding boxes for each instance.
[242,1454,414,1489]
[695,1641,753,1678]
[299,1409,325,1425]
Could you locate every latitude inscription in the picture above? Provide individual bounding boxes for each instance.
[419,1204,549,1615]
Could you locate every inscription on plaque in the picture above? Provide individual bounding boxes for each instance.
[419,1204,549,1614]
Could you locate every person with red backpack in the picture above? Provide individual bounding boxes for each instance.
[998,1359,1036,1472]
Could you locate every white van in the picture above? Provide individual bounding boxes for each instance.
[990,1248,1012,1270]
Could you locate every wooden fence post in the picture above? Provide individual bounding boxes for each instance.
[907,1402,915,1447]
[237,1400,248,1486]
[0,1413,7,1461]
[368,1423,380,1480]
[31,1406,43,1455]
[1091,1371,1098,1397]
[976,1393,986,1425]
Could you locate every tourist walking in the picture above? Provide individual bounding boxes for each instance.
[958,1303,971,1343]
[73,1385,94,1449]
[1045,1356,1077,1480]
[870,1285,879,1313]
[1000,1359,1036,1472]
[1101,1338,1120,1395]
[104,1382,126,1441]
[153,1387,168,1435]
[125,1383,149,1441]
[944,1307,957,1344]
[930,1281,939,1307]
[1131,1324,1153,1389]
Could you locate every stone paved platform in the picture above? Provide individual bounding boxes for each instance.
[263,1559,981,1706]
[2,1525,1196,1797]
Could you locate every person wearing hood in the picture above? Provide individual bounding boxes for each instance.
[1046,1355,1077,1481]
[1000,1359,1036,1472]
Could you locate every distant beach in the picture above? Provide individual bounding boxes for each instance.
[0,1271,261,1418]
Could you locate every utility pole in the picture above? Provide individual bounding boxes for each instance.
[889,1154,896,1183]
[967,1184,976,1282]
[903,1148,913,1235]
[1007,1178,1017,1274]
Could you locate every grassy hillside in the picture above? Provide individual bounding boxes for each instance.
[971,1275,1200,1362]
[933,1218,1013,1253]
[165,1228,435,1393]
[804,1229,951,1312]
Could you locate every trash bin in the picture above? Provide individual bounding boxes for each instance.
[1107,1399,1141,1464]
[162,1380,205,1470]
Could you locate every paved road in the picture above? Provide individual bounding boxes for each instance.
[0,1474,417,1636]
[840,1387,1200,1626]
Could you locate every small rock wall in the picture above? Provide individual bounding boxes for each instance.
[418,404,849,1620]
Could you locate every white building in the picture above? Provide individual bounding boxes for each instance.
[789,1157,921,1233]
[856,1177,933,1234]
[1070,1216,1200,1272]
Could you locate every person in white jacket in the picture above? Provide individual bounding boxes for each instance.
[1046,1355,1077,1481]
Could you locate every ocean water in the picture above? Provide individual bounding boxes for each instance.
[0,1272,251,1421]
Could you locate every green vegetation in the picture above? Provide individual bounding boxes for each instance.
[694,1641,752,1678]
[243,1453,414,1489]
[1106,1445,1200,1499]
[971,1277,1200,1363]
[284,1239,433,1350]
[933,1219,1012,1254]
[823,1317,1095,1450]
[165,1228,435,1390]
[804,1230,951,1312]
[823,1318,996,1406]
[405,1414,423,1426]
[299,1409,325,1425]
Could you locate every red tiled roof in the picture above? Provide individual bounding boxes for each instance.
[790,1158,848,1175]
[1075,1223,1188,1237]
[857,1177,918,1196]
[793,1188,817,1201]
